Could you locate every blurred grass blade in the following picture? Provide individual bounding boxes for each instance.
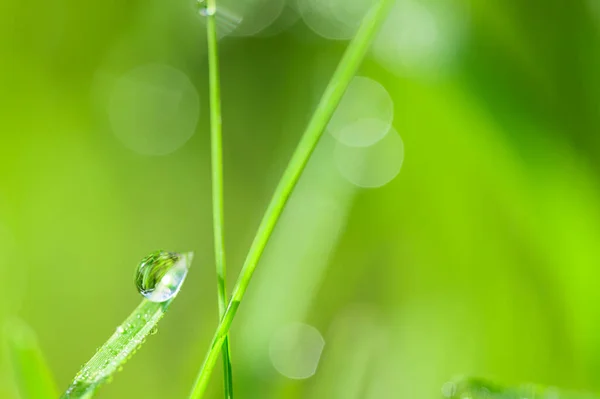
[61,251,193,399]
[4,318,59,399]
[445,378,600,399]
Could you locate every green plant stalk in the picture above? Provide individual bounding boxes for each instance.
[206,0,235,397]
[188,1,393,397]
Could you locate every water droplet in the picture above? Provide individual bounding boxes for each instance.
[192,0,246,38]
[115,326,124,334]
[135,250,193,302]
[150,326,158,335]
[195,0,215,16]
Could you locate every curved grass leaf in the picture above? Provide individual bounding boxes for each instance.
[4,318,59,399]
[445,377,600,399]
[61,252,193,399]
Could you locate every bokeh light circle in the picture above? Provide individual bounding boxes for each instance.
[269,323,325,379]
[327,76,394,147]
[372,0,469,76]
[256,2,302,37]
[335,118,391,147]
[298,0,376,40]
[236,0,287,36]
[197,0,287,38]
[334,126,404,188]
[108,64,200,156]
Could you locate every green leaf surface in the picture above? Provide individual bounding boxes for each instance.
[4,318,59,399]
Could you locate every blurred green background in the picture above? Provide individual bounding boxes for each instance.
[1,0,600,398]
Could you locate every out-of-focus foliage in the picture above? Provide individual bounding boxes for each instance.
[0,0,599,398]
[4,318,58,399]
[444,377,600,399]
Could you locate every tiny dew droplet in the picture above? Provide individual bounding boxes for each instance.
[150,326,158,335]
[135,250,193,303]
[195,0,215,17]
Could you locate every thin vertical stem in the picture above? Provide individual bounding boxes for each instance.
[205,0,234,397]
[189,0,393,397]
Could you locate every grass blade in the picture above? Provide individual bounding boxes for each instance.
[61,300,171,399]
[444,378,600,399]
[188,0,394,397]
[205,0,235,397]
[61,252,193,399]
[4,318,59,399]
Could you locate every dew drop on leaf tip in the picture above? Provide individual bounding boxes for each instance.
[135,250,193,303]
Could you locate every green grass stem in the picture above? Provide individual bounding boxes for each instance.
[205,0,235,397]
[188,1,394,397]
